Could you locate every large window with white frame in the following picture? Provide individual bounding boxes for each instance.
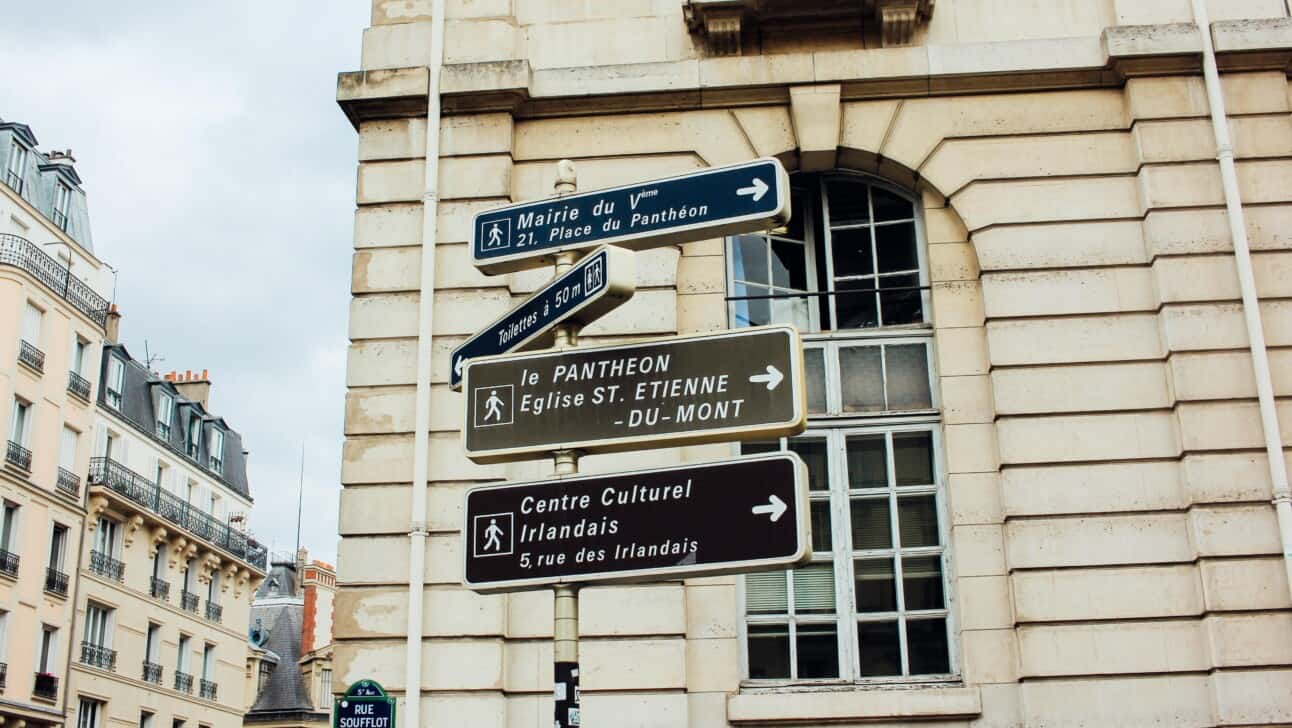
[157,393,174,439]
[76,697,102,728]
[728,172,952,684]
[52,182,72,231]
[105,357,124,410]
[6,142,28,194]
[208,428,224,474]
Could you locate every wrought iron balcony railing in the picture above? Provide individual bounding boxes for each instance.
[88,550,124,581]
[142,661,162,684]
[205,601,223,623]
[181,590,200,613]
[67,371,91,400]
[18,340,44,373]
[44,567,68,596]
[0,234,109,327]
[0,550,17,578]
[32,672,58,701]
[199,679,218,701]
[56,467,80,499]
[80,642,116,671]
[150,576,170,601]
[174,671,193,694]
[87,457,267,570]
[5,441,31,472]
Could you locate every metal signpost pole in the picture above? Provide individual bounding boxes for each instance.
[551,162,582,728]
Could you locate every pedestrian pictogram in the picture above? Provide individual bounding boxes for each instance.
[473,512,514,558]
[472,384,513,428]
[481,219,510,251]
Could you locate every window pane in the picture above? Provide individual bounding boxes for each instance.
[872,186,914,223]
[771,240,808,289]
[850,498,892,550]
[898,495,939,547]
[838,345,884,412]
[770,294,812,331]
[902,555,945,610]
[826,179,871,226]
[875,222,918,273]
[745,571,788,614]
[846,435,888,489]
[893,432,934,486]
[804,349,827,414]
[855,558,897,613]
[907,618,951,674]
[810,500,832,552]
[789,439,829,491]
[834,279,879,329]
[741,441,781,456]
[747,625,791,679]
[829,227,874,277]
[885,345,932,411]
[772,190,807,241]
[878,273,922,326]
[733,235,769,283]
[733,283,771,327]
[792,563,836,614]
[796,624,840,679]
[857,620,902,677]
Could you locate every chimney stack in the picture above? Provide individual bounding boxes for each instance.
[104,305,121,344]
[174,370,212,409]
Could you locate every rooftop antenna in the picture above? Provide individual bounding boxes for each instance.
[143,339,165,372]
[295,442,305,556]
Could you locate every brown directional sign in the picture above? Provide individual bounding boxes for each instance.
[462,452,811,591]
[461,325,806,463]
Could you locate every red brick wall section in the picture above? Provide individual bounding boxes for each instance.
[302,580,318,654]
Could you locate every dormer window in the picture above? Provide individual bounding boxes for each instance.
[209,429,224,475]
[185,415,202,459]
[52,182,71,231]
[105,357,124,410]
[156,394,173,439]
[5,142,27,195]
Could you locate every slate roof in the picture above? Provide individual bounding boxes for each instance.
[97,343,252,500]
[246,562,328,724]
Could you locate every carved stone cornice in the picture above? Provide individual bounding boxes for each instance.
[685,0,936,55]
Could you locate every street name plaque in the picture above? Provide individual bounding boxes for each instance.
[463,452,810,591]
[462,325,806,463]
[333,680,394,728]
[449,245,636,390]
[471,157,791,274]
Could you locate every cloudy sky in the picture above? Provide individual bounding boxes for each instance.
[2,1,372,563]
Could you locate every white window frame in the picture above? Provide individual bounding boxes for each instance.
[11,398,32,447]
[157,394,174,439]
[105,357,124,410]
[84,602,113,649]
[93,517,120,558]
[186,416,202,459]
[60,426,79,471]
[71,337,88,377]
[0,501,18,553]
[320,668,333,706]
[177,634,191,674]
[145,622,161,663]
[23,302,43,347]
[76,698,101,728]
[201,644,215,681]
[48,522,68,571]
[53,181,72,231]
[39,625,58,673]
[0,609,8,661]
[208,428,224,474]
[6,142,28,194]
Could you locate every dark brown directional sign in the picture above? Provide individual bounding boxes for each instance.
[462,452,810,591]
[462,325,806,463]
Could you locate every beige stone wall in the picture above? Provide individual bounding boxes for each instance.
[337,2,1292,725]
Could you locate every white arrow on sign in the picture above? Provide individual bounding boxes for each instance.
[454,356,465,378]
[748,364,784,391]
[737,177,769,202]
[752,494,788,522]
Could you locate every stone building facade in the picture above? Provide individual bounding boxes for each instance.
[334,1,1292,725]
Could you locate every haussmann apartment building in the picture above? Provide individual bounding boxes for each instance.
[332,1,1292,726]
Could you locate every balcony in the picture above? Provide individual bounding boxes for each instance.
[0,234,109,327]
[88,457,267,571]
[205,601,223,623]
[150,576,170,602]
[174,671,193,694]
[80,642,116,671]
[18,340,44,373]
[181,590,200,613]
[67,371,91,401]
[0,550,17,578]
[142,661,162,684]
[44,567,68,596]
[5,441,31,472]
[88,550,124,581]
[32,672,57,701]
[199,679,218,701]
[56,467,80,499]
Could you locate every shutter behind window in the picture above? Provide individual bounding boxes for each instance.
[745,571,788,615]
[792,563,836,613]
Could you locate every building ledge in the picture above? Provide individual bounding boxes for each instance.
[337,66,430,130]
[727,684,981,724]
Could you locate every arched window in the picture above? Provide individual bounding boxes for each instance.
[728,172,952,684]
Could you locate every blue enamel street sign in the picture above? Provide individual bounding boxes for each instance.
[334,680,394,728]
[449,246,636,390]
[471,157,791,274]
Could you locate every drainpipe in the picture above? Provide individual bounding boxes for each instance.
[405,1,447,726]
[1192,0,1292,600]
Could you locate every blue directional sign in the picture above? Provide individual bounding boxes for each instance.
[472,157,791,274]
[450,246,636,390]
